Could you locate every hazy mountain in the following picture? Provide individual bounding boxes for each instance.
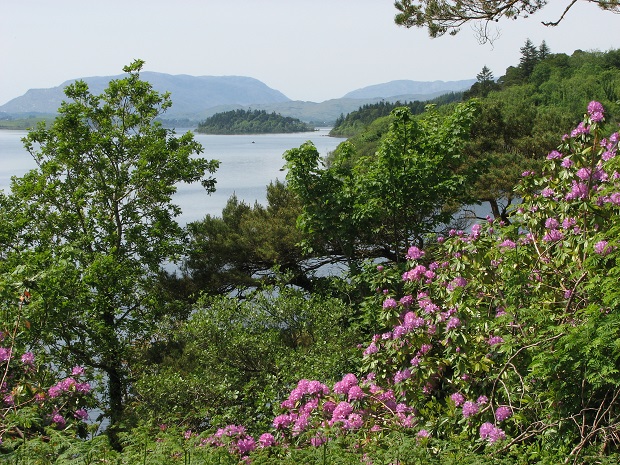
[0,72,290,116]
[343,79,476,99]
[0,73,474,125]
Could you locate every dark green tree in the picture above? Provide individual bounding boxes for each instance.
[285,101,480,264]
[464,65,498,98]
[538,39,551,59]
[0,60,219,448]
[520,38,540,78]
[166,180,324,297]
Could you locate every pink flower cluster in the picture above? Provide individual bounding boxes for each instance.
[479,422,506,443]
[48,376,91,398]
[206,425,257,456]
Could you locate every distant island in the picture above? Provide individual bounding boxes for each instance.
[196,109,314,134]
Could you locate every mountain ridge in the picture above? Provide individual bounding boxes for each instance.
[0,72,475,125]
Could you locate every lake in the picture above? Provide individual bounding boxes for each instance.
[0,128,345,224]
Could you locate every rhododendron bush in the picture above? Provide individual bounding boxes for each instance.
[1,285,93,451]
[197,102,620,462]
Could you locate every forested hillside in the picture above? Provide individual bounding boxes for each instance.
[2,36,620,465]
[196,109,314,134]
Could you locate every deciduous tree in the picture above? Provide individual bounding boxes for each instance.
[0,60,218,448]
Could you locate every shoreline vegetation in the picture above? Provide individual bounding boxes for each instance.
[196,108,314,134]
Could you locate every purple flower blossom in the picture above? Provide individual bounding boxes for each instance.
[363,342,378,357]
[446,316,461,330]
[561,157,574,168]
[543,229,564,242]
[487,335,504,346]
[0,347,12,362]
[450,392,465,407]
[348,385,365,401]
[259,433,275,448]
[471,223,482,239]
[273,414,293,429]
[499,239,516,249]
[417,429,431,439]
[310,434,327,447]
[402,265,427,281]
[547,150,562,160]
[71,366,85,376]
[383,297,398,309]
[571,121,590,137]
[495,405,512,422]
[479,422,506,442]
[406,246,425,260]
[477,395,489,405]
[332,401,354,421]
[594,240,613,256]
[462,401,479,418]
[545,217,559,229]
[541,187,555,198]
[588,101,605,123]
[74,409,89,421]
[345,413,364,429]
[565,181,588,200]
[236,437,256,454]
[52,413,66,428]
[418,344,433,355]
[447,276,467,291]
[394,369,412,384]
[20,352,34,365]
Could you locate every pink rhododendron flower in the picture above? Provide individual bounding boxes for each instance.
[406,246,425,260]
[462,401,479,418]
[71,366,85,376]
[487,335,504,346]
[383,297,397,309]
[588,101,604,123]
[20,352,34,365]
[0,347,12,362]
[446,316,461,330]
[544,217,559,229]
[479,422,506,442]
[74,409,89,421]
[259,433,275,447]
[450,392,465,407]
[594,240,613,256]
[495,405,512,422]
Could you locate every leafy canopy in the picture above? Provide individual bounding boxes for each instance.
[0,59,219,445]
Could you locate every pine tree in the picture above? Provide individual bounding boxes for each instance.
[519,38,539,78]
[538,40,551,60]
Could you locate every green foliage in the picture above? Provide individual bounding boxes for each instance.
[329,92,463,138]
[165,180,327,297]
[196,109,314,134]
[285,101,480,263]
[0,60,218,447]
[130,287,361,434]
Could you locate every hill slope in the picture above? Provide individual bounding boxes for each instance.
[0,72,290,118]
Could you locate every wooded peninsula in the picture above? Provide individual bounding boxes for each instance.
[196,108,314,134]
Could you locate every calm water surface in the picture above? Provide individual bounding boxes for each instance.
[0,128,345,223]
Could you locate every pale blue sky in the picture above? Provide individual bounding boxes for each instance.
[1,0,618,106]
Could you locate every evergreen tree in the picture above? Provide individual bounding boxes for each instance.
[519,38,539,78]
[538,40,551,59]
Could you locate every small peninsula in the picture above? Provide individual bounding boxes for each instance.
[196,109,314,134]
